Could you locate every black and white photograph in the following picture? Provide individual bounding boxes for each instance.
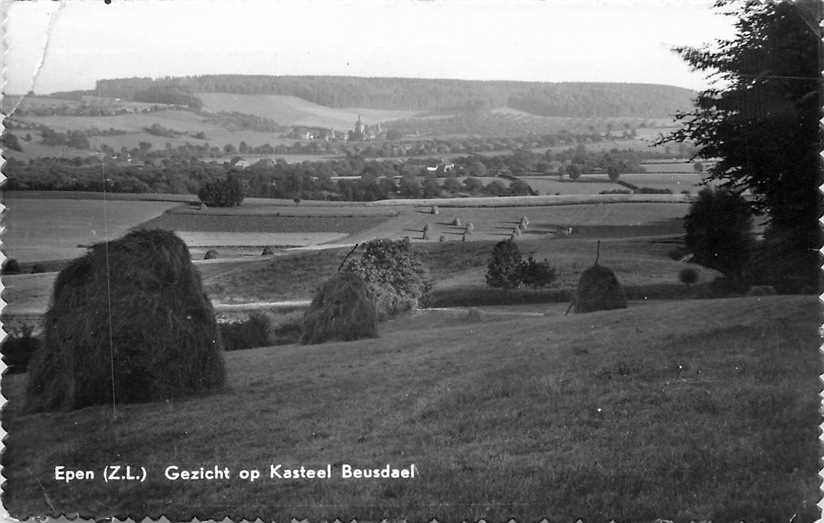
[1,0,821,521]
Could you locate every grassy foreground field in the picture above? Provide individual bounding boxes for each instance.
[2,296,818,521]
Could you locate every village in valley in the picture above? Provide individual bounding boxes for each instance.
[0,1,820,522]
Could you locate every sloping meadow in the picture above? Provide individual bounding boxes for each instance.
[2,296,818,521]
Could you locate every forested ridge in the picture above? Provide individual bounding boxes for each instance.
[85,75,694,117]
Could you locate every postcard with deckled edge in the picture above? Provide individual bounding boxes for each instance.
[1,0,820,521]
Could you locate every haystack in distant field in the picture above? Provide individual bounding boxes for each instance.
[25,229,225,413]
[204,249,219,260]
[302,272,378,344]
[574,241,627,313]
[261,246,274,256]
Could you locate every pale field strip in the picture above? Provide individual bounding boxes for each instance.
[366,193,690,207]
[175,231,349,248]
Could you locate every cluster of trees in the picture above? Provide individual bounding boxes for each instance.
[4,153,536,202]
[132,85,203,110]
[485,239,557,290]
[197,175,244,207]
[41,128,90,149]
[5,156,224,194]
[385,112,640,139]
[204,112,284,133]
[93,75,693,117]
[668,0,820,293]
[144,123,206,140]
[9,97,175,117]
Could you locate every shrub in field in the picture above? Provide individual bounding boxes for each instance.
[520,256,557,289]
[261,246,274,256]
[566,163,582,180]
[2,325,40,374]
[679,267,699,286]
[302,272,378,344]
[343,238,432,319]
[204,249,219,260]
[25,229,225,412]
[685,187,752,281]
[486,239,523,289]
[2,258,20,275]
[219,313,274,351]
[197,174,244,207]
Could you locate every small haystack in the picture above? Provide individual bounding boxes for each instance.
[25,229,225,413]
[452,217,462,227]
[574,241,627,313]
[465,222,474,234]
[423,223,434,240]
[261,246,274,256]
[439,235,447,242]
[431,205,439,215]
[302,272,378,344]
[204,249,219,260]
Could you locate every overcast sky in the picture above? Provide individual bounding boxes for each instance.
[4,0,735,95]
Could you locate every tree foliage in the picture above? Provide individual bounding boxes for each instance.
[662,0,821,290]
[685,187,753,280]
[519,255,557,289]
[343,238,431,319]
[485,239,523,289]
[197,174,245,207]
[94,76,694,117]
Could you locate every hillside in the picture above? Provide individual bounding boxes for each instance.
[196,93,417,130]
[92,75,695,118]
[3,296,818,520]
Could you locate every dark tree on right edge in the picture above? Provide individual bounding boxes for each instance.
[660,0,822,292]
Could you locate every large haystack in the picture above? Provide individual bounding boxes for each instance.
[302,272,378,344]
[573,241,627,313]
[574,264,627,313]
[25,229,225,413]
